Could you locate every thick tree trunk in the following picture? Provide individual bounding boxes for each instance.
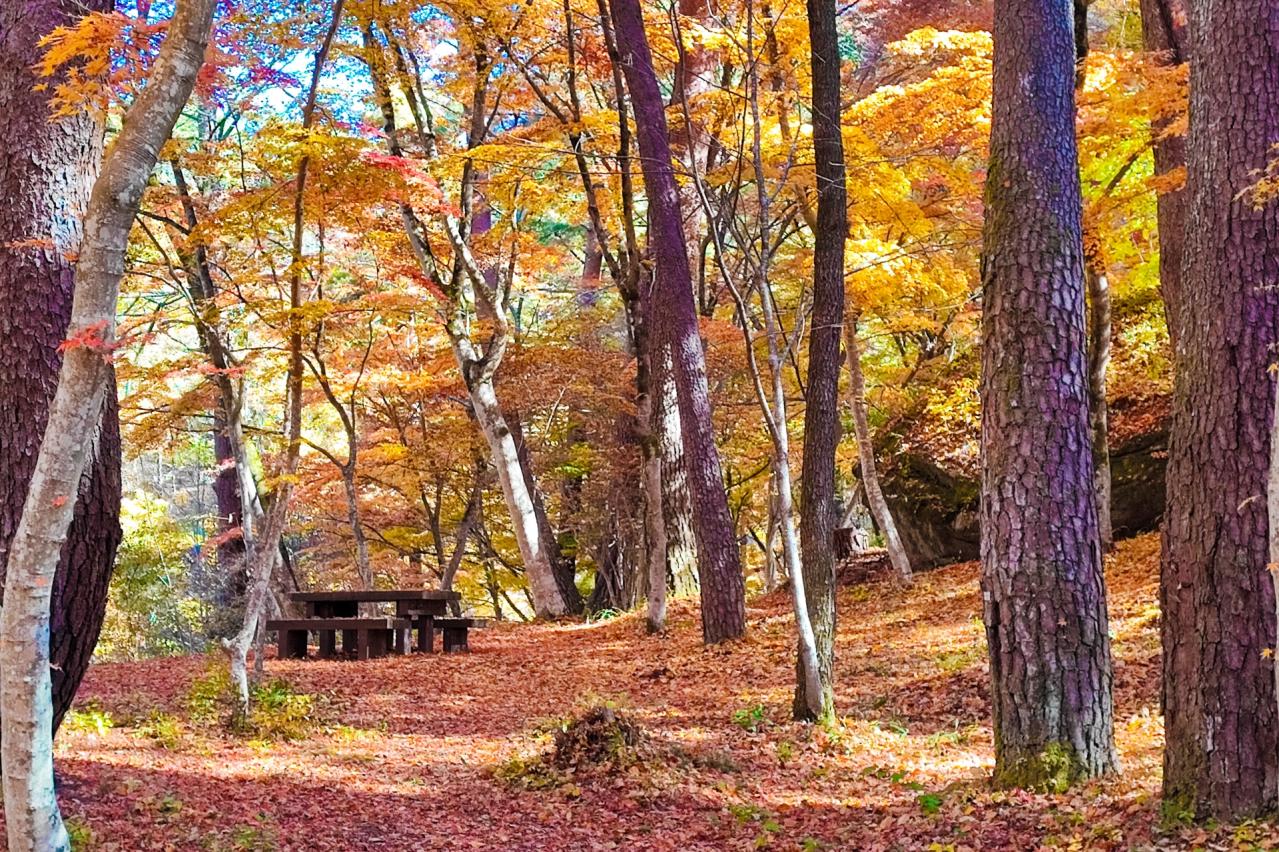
[610,0,746,644]
[1160,0,1279,820]
[979,0,1115,790]
[844,317,913,583]
[1138,0,1187,348]
[795,0,847,721]
[0,1,213,847]
[0,0,123,739]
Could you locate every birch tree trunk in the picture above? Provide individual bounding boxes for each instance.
[0,2,213,847]
[1159,0,1279,820]
[980,0,1115,789]
[609,0,746,643]
[844,316,913,583]
[0,0,123,738]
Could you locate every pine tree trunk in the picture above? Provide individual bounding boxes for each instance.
[1138,0,1187,347]
[1160,0,1279,820]
[610,0,746,643]
[844,316,913,583]
[0,1,213,846]
[0,0,123,739]
[980,0,1116,790]
[795,0,847,721]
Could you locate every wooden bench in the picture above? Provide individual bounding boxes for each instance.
[267,617,412,661]
[431,617,490,653]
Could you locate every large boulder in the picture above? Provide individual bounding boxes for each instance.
[875,394,1169,569]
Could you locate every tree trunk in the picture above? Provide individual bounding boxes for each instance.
[979,0,1115,790]
[468,378,575,618]
[1160,0,1279,820]
[795,0,847,721]
[1084,260,1113,550]
[0,1,213,847]
[610,0,746,644]
[655,348,700,598]
[1138,0,1187,348]
[0,0,123,740]
[844,316,913,583]
[341,470,373,589]
[508,408,583,613]
[639,362,669,632]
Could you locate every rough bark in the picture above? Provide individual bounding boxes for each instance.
[1160,0,1279,820]
[0,1,213,847]
[1138,0,1187,348]
[844,317,913,583]
[610,0,746,644]
[795,0,847,721]
[979,0,1116,790]
[0,0,123,740]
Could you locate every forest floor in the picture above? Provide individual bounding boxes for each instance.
[18,533,1279,850]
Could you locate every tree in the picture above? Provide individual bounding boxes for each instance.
[1161,0,1279,820]
[609,0,747,643]
[0,0,215,846]
[795,0,847,722]
[1138,0,1187,347]
[979,0,1115,788]
[0,0,122,738]
[844,316,912,583]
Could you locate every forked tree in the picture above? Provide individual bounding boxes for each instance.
[979,0,1116,788]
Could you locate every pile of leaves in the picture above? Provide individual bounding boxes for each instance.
[550,705,645,772]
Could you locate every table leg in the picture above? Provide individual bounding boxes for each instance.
[318,630,336,659]
[357,629,371,661]
[415,615,435,653]
[394,625,410,655]
[342,629,357,658]
[442,626,467,654]
[284,630,308,659]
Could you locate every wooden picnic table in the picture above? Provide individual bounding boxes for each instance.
[275,589,473,658]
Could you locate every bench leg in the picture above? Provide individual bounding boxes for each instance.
[342,629,357,658]
[394,626,410,655]
[356,629,372,661]
[283,630,308,659]
[318,630,336,659]
[442,627,468,653]
[416,615,435,653]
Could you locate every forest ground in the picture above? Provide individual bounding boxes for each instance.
[14,534,1277,851]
